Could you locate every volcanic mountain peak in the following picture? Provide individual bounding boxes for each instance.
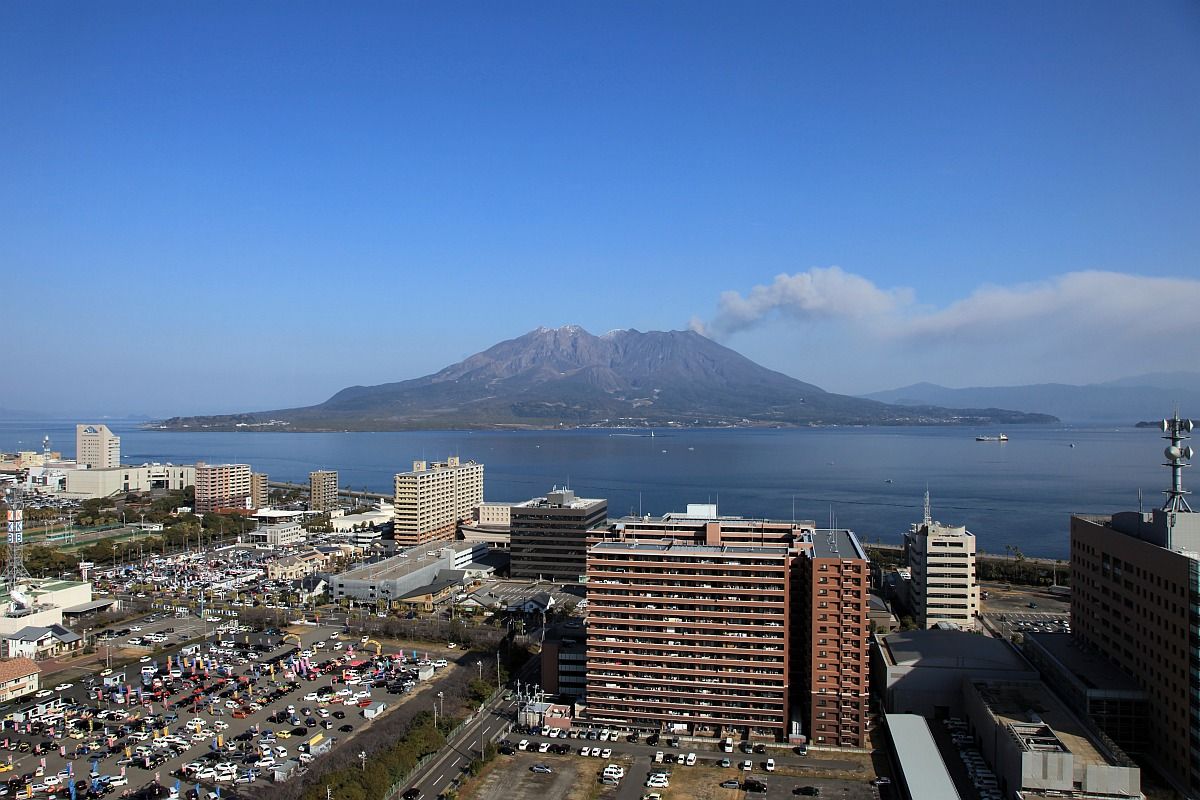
[154,325,1057,431]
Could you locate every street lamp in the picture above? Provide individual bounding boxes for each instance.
[358,750,366,771]
[437,691,444,724]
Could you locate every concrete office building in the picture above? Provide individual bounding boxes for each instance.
[250,472,269,510]
[309,470,339,512]
[60,463,195,499]
[75,424,120,469]
[963,680,1141,799]
[541,638,587,699]
[585,507,871,746]
[1022,633,1149,757]
[393,456,483,547]
[510,488,608,581]
[1070,414,1200,797]
[248,521,304,549]
[195,463,253,513]
[331,540,488,603]
[873,629,1037,718]
[904,494,979,629]
[476,502,514,527]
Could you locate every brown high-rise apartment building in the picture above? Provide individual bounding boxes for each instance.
[584,507,869,746]
[794,529,871,748]
[194,463,252,513]
[309,470,339,512]
[510,488,608,581]
[1070,413,1200,797]
[393,456,483,547]
[250,472,269,510]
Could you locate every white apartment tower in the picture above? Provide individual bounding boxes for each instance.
[75,424,120,469]
[393,456,483,547]
[904,493,979,629]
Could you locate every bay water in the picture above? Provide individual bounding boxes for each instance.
[0,420,1174,559]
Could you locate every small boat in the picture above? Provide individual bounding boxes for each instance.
[976,433,1009,442]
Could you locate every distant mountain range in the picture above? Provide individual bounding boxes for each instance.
[863,371,1200,423]
[153,326,1055,431]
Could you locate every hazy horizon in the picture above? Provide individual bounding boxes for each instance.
[4,3,1198,418]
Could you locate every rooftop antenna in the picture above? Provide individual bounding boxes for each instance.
[1160,410,1194,513]
[792,494,796,523]
[638,492,642,518]
[923,487,932,527]
[1138,488,1144,515]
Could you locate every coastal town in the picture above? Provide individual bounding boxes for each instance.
[0,419,1191,800]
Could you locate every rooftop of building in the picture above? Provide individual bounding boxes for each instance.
[337,541,479,582]
[590,539,790,557]
[879,629,1031,672]
[0,657,39,682]
[970,680,1112,767]
[912,519,973,538]
[397,457,481,476]
[1024,632,1144,695]
[884,714,962,800]
[516,488,606,510]
[807,528,867,560]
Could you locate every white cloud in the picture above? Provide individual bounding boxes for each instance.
[695,268,1200,390]
[698,266,912,338]
[896,271,1200,342]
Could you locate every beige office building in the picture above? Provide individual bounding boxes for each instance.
[309,470,339,512]
[75,424,120,469]
[63,463,195,499]
[250,472,269,510]
[393,456,483,547]
[904,496,978,629]
[195,463,253,513]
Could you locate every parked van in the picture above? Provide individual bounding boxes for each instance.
[722,737,734,753]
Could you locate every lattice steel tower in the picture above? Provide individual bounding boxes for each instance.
[4,486,31,588]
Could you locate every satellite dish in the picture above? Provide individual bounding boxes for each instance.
[1162,419,1170,432]
[1188,420,1196,432]
[1166,446,1182,461]
[1186,446,1196,460]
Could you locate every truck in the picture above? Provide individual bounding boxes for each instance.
[722,737,734,753]
[654,751,664,763]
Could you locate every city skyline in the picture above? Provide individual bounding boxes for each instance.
[3,2,1198,417]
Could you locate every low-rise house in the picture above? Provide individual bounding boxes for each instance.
[0,658,40,702]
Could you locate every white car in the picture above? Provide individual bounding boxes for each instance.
[304,693,319,701]
[34,689,52,699]
[765,758,775,771]
[54,683,72,691]
[685,752,697,766]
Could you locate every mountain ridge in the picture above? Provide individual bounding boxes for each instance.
[863,372,1200,423]
[154,326,1057,431]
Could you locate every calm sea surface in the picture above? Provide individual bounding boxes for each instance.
[0,420,1175,559]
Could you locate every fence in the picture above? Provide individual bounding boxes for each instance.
[381,689,508,800]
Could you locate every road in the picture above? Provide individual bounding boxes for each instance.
[399,694,516,800]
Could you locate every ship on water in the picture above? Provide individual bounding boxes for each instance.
[976,433,1008,442]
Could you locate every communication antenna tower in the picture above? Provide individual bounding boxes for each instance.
[1161,411,1195,513]
[923,488,932,527]
[4,486,31,587]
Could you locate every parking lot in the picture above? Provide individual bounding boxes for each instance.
[0,621,463,799]
[463,727,884,800]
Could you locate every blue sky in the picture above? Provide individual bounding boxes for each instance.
[3,1,1198,416]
